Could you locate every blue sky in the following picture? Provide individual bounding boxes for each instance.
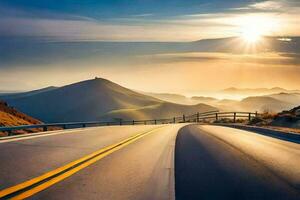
[0,0,262,19]
[1,0,299,41]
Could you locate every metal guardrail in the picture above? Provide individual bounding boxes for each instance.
[0,110,258,136]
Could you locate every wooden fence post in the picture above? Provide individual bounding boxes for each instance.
[173,117,176,123]
[132,120,135,125]
[215,113,218,121]
[183,115,186,123]
[154,119,157,125]
[248,113,251,121]
[233,112,236,123]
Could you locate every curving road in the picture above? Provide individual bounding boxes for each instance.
[175,125,300,200]
[0,124,299,199]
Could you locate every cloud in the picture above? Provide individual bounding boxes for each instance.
[248,0,300,12]
[142,52,300,67]
[250,1,283,10]
[137,52,228,64]
[0,1,300,41]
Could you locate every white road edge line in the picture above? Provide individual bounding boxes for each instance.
[0,126,113,143]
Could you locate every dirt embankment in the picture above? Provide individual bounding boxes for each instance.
[0,100,42,136]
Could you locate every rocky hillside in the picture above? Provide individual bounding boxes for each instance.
[270,106,300,128]
[0,101,42,136]
[0,101,41,127]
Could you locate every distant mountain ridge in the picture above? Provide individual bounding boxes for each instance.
[190,36,300,53]
[0,86,58,99]
[104,102,216,120]
[0,78,216,122]
[140,92,194,105]
[142,90,300,113]
[222,87,300,95]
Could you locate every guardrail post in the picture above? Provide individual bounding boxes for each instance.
[248,113,251,121]
[106,122,110,126]
[132,120,135,125]
[154,119,157,125]
[144,121,146,125]
[255,111,258,118]
[197,112,200,122]
[63,124,67,129]
[43,126,48,132]
[82,123,86,128]
[233,112,236,123]
[183,115,186,123]
[119,119,122,126]
[7,130,12,136]
[173,117,176,123]
[215,113,218,121]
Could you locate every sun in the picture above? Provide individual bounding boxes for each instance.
[235,14,279,44]
[241,25,263,43]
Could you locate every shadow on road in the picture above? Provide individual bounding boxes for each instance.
[175,125,300,200]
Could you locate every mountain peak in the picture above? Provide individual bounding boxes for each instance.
[2,78,215,122]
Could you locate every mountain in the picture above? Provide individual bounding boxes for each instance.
[103,102,216,120]
[141,92,195,105]
[270,106,300,128]
[190,93,300,113]
[237,96,294,113]
[143,92,220,105]
[1,78,216,122]
[221,87,300,96]
[267,93,300,105]
[190,36,300,53]
[0,101,41,127]
[147,91,300,113]
[190,96,218,104]
[145,91,300,113]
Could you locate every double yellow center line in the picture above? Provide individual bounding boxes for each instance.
[0,126,164,199]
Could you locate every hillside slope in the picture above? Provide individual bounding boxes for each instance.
[103,102,217,120]
[267,93,300,105]
[1,78,216,122]
[0,101,41,127]
[270,106,300,128]
[237,96,294,113]
[142,92,195,105]
[191,93,299,113]
[221,87,300,96]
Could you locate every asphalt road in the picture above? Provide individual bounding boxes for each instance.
[0,125,162,189]
[0,124,185,200]
[0,124,299,200]
[175,125,300,200]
